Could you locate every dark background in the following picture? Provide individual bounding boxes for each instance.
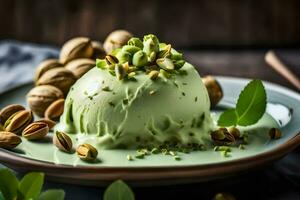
[1,0,300,49]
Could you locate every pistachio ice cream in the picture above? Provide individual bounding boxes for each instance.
[58,34,214,149]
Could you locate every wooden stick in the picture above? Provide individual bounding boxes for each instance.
[265,50,300,91]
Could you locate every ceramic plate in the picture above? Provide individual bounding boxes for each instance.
[0,76,299,186]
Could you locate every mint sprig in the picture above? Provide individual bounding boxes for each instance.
[218,79,267,127]
[104,180,135,200]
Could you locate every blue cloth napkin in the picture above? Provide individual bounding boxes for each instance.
[0,40,59,93]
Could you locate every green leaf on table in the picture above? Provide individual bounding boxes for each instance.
[218,79,267,127]
[18,172,44,200]
[0,191,6,200]
[217,109,237,127]
[37,189,65,200]
[103,180,135,200]
[0,169,19,200]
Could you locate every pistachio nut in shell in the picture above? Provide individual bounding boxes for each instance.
[53,131,73,153]
[27,85,64,117]
[59,37,93,64]
[4,110,33,134]
[269,128,282,139]
[202,75,223,108]
[45,99,65,121]
[91,41,106,59]
[0,131,22,149]
[76,143,98,161]
[36,67,76,96]
[103,30,133,53]
[22,122,49,140]
[34,59,63,83]
[65,58,95,78]
[35,118,56,130]
[0,104,25,126]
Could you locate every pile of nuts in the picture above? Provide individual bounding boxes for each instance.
[0,30,133,162]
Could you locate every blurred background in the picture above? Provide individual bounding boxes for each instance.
[0,0,299,90]
[1,0,300,48]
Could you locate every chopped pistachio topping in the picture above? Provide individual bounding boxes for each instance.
[127,155,134,161]
[174,155,181,161]
[149,90,156,95]
[96,34,186,81]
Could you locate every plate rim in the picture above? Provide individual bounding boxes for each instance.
[0,76,299,184]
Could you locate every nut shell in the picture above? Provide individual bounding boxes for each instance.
[91,41,106,59]
[59,37,93,64]
[53,131,73,153]
[202,75,223,108]
[27,85,64,117]
[76,143,98,161]
[45,99,65,121]
[35,59,63,83]
[35,118,56,130]
[103,30,133,53]
[0,131,22,149]
[22,122,49,140]
[36,67,76,96]
[0,104,25,126]
[65,58,95,78]
[4,110,33,135]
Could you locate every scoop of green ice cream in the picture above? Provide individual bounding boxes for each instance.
[58,62,213,149]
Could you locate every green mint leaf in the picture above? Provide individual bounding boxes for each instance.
[37,189,65,200]
[236,79,267,126]
[0,169,19,200]
[217,109,237,127]
[18,172,44,200]
[103,180,135,200]
[217,79,267,127]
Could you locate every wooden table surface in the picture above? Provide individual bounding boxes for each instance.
[184,49,300,92]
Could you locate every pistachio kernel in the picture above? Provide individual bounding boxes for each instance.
[156,57,174,71]
[76,143,98,161]
[148,70,160,80]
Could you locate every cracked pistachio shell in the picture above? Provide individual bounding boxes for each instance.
[103,30,133,53]
[22,122,49,140]
[36,67,76,96]
[34,59,63,83]
[4,110,33,134]
[269,128,282,139]
[35,118,56,130]
[45,99,65,121]
[53,131,73,153]
[91,41,106,59]
[76,143,98,161]
[202,75,223,108]
[59,37,93,64]
[65,58,95,78]
[27,85,64,117]
[0,104,25,126]
[0,131,22,149]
